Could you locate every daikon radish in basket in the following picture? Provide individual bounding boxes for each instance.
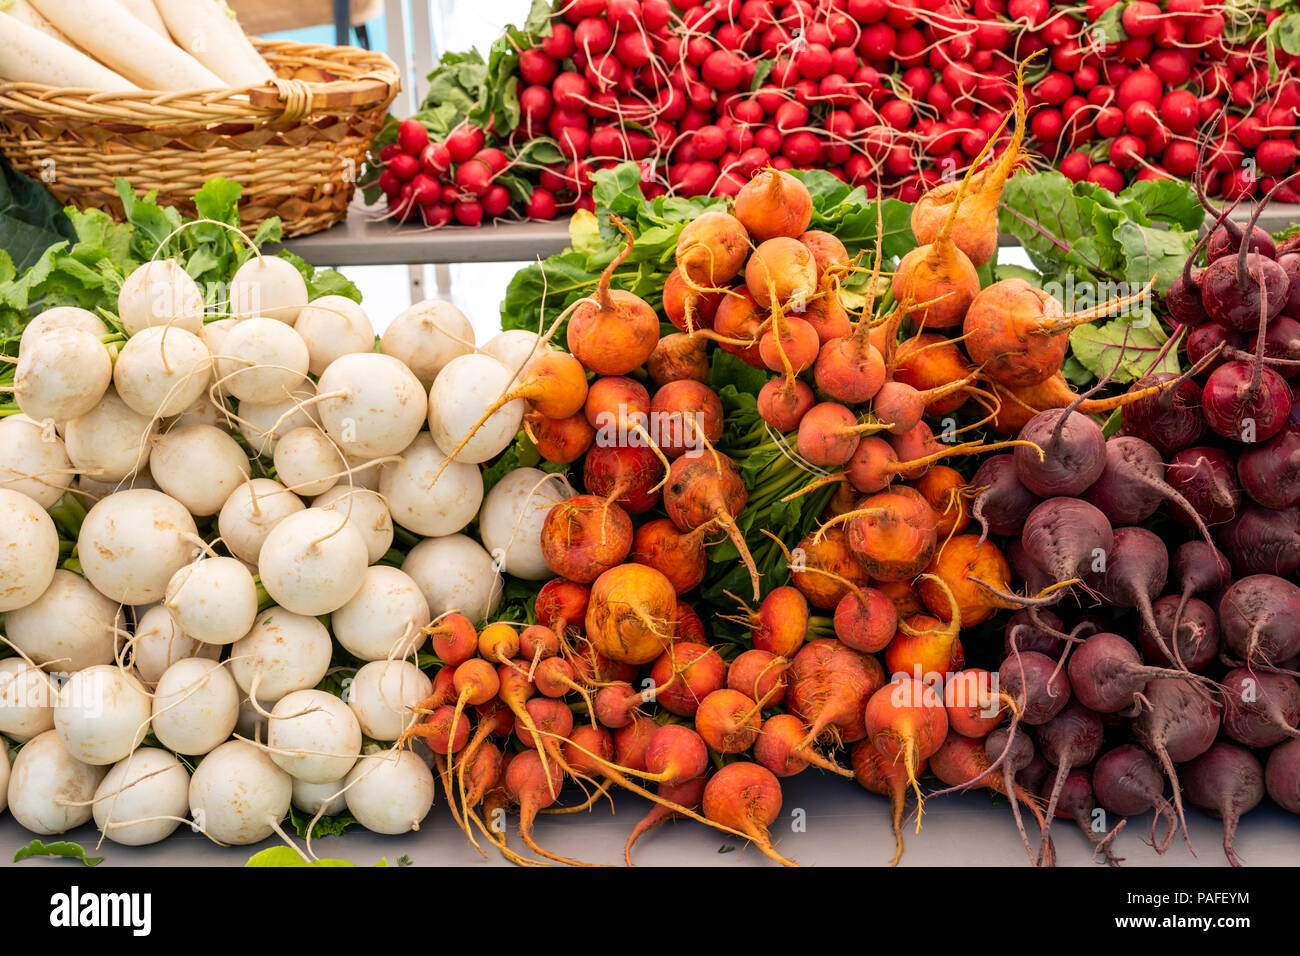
[28,0,224,90]
[116,0,169,36]
[1,0,72,44]
[0,13,137,90]
[154,0,274,89]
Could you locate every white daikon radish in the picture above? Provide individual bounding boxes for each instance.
[117,259,205,336]
[154,0,275,89]
[3,0,72,43]
[5,569,121,671]
[380,299,475,389]
[0,12,136,90]
[115,0,168,36]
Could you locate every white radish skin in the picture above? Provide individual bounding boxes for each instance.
[15,327,112,423]
[3,0,73,43]
[229,607,332,703]
[116,0,169,36]
[341,454,383,492]
[168,394,232,430]
[0,488,58,612]
[258,508,369,616]
[218,478,305,565]
[428,352,525,464]
[54,665,152,765]
[0,413,73,508]
[77,489,199,605]
[317,353,427,459]
[215,317,310,404]
[92,747,190,846]
[380,299,475,389]
[267,690,362,784]
[312,485,393,564]
[0,12,136,90]
[294,296,376,377]
[113,325,213,419]
[5,569,121,672]
[117,259,205,336]
[380,432,483,537]
[343,750,434,835]
[292,777,347,817]
[164,556,258,645]
[0,746,7,814]
[482,329,553,386]
[77,467,156,500]
[347,660,432,742]
[200,317,239,398]
[330,565,430,662]
[154,0,275,88]
[236,388,321,458]
[129,604,220,685]
[7,730,108,834]
[273,427,344,498]
[64,388,157,484]
[401,533,502,624]
[28,0,224,91]
[151,657,240,756]
[0,659,58,741]
[478,468,571,580]
[149,423,251,516]
[230,256,308,324]
[18,306,107,360]
[188,739,292,845]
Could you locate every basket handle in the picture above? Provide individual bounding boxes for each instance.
[249,74,398,117]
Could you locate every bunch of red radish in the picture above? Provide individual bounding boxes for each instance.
[379,0,1298,229]
[371,118,564,226]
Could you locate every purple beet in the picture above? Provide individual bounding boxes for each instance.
[1277,252,1300,316]
[1265,738,1300,814]
[1093,744,1176,852]
[999,650,1071,725]
[969,454,1041,543]
[1204,220,1276,264]
[1052,769,1123,866]
[1088,526,1168,641]
[1199,251,1288,332]
[1017,751,1050,795]
[1014,407,1107,499]
[1138,595,1220,672]
[1068,632,1196,711]
[1201,359,1293,443]
[1220,667,1300,748]
[1003,608,1067,659]
[1167,446,1241,528]
[1249,313,1300,380]
[1021,498,1115,592]
[1217,503,1300,577]
[1182,742,1264,867]
[1236,424,1300,509]
[1132,678,1221,849]
[1118,372,1205,457]
[1216,574,1300,665]
[1186,323,1244,375]
[1035,702,1105,865]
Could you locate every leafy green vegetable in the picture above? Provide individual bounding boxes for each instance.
[14,839,103,867]
[287,804,358,841]
[1069,312,1179,383]
[0,156,78,274]
[246,847,358,867]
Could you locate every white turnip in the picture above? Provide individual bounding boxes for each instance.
[317,353,427,459]
[379,432,482,536]
[257,508,368,616]
[188,739,292,845]
[343,749,434,834]
[331,565,430,661]
[0,414,73,507]
[117,259,204,336]
[7,729,107,834]
[0,488,59,612]
[267,690,362,784]
[478,467,571,580]
[311,485,393,564]
[294,296,375,376]
[149,424,251,516]
[380,298,474,388]
[401,533,502,623]
[92,747,190,846]
[4,569,121,671]
[229,607,332,703]
[112,326,212,419]
[77,489,199,604]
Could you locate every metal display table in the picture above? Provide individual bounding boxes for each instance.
[283,199,1300,268]
[2,772,1295,867]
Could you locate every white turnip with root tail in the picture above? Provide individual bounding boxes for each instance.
[401,534,503,623]
[112,326,212,419]
[0,488,58,612]
[330,565,429,662]
[14,327,112,423]
[54,665,152,766]
[0,414,74,508]
[313,485,394,564]
[213,318,310,404]
[380,299,475,389]
[272,427,345,498]
[64,389,157,484]
[129,605,221,686]
[151,657,240,756]
[379,432,483,537]
[92,747,191,846]
[117,259,204,336]
[316,353,427,459]
[188,739,292,845]
[347,660,432,742]
[150,424,252,517]
[0,658,57,741]
[18,306,107,359]
[266,690,363,784]
[77,490,199,605]
[293,296,375,377]
[217,478,305,566]
[478,468,572,580]
[7,730,107,835]
[229,607,332,704]
[344,750,435,835]
[427,353,528,465]
[163,556,259,646]
[5,569,121,672]
[229,255,308,324]
[257,508,369,616]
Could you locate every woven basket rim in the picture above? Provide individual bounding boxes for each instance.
[0,39,400,122]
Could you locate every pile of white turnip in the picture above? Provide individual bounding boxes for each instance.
[0,252,576,858]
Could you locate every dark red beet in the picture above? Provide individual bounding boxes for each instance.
[1220,667,1300,747]
[1237,424,1300,509]
[1088,527,1168,641]
[1093,744,1175,852]
[1068,632,1187,712]
[969,454,1041,542]
[1017,752,1050,795]
[1083,436,1208,534]
[1182,742,1264,867]
[1053,769,1123,866]
[1138,595,1220,672]
[1250,314,1300,380]
[1003,608,1067,659]
[1166,446,1241,527]
[1218,503,1300,576]
[1035,702,1105,864]
[1119,372,1205,457]
[1021,497,1115,592]
[1205,223,1276,263]
[1199,253,1289,331]
[1277,252,1300,315]
[1201,360,1293,443]
[999,650,1071,725]
[1217,574,1300,665]
[1014,408,1107,498]
[1186,323,1244,374]
[1132,678,1221,849]
[1165,273,1208,326]
[1265,738,1300,813]
[1005,539,1056,596]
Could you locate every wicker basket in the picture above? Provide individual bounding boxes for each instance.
[0,40,400,238]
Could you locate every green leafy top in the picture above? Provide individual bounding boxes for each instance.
[14,839,103,867]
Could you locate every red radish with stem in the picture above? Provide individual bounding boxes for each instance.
[567,218,660,375]
[703,762,796,866]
